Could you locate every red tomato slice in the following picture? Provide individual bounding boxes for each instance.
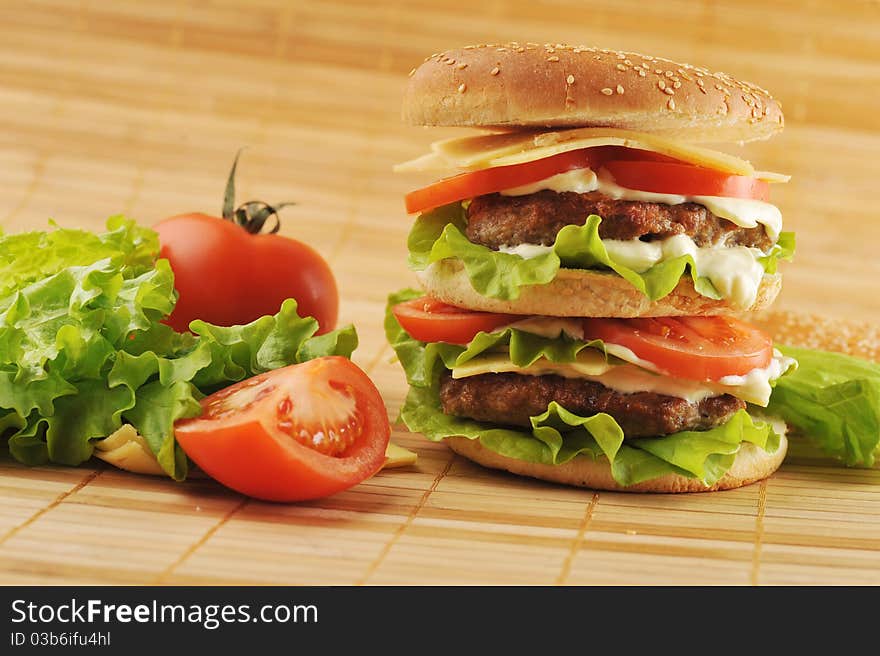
[404,149,597,214]
[174,357,390,502]
[602,160,770,201]
[392,296,516,344]
[582,316,773,381]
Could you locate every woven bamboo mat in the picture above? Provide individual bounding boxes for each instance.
[0,1,878,585]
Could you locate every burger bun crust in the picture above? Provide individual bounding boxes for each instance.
[404,43,784,143]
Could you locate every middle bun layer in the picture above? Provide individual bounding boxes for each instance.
[416,260,781,317]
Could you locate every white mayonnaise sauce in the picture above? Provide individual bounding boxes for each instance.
[499,234,766,308]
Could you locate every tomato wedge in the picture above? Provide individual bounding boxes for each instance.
[582,316,773,381]
[602,160,770,201]
[404,149,597,214]
[392,296,516,344]
[174,357,390,502]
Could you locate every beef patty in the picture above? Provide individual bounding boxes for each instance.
[439,372,745,438]
[466,190,772,251]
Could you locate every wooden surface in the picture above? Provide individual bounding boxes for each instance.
[1,0,879,585]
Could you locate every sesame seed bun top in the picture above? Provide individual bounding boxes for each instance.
[403,43,784,143]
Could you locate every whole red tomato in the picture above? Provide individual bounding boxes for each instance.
[155,154,338,334]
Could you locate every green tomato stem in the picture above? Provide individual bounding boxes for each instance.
[222,149,295,235]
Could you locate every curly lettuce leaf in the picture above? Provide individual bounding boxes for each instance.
[407,205,560,299]
[386,289,781,487]
[407,203,795,302]
[765,346,880,467]
[0,215,158,299]
[0,217,358,480]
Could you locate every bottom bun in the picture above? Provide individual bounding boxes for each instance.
[445,431,788,493]
[417,261,781,317]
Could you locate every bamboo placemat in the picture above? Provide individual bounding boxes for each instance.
[0,1,878,585]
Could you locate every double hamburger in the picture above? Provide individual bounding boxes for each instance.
[386,43,796,492]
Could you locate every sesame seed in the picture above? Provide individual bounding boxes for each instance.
[594,55,602,60]
[547,56,560,62]
[673,80,681,89]
[446,58,456,65]
[667,98,676,110]
[408,68,416,77]
[663,87,675,95]
[456,62,468,70]
[658,80,666,90]
[567,74,575,84]
[638,69,646,77]
[457,83,467,93]
[624,59,632,66]
[664,70,674,77]
[655,69,663,74]
[616,63,627,71]
[490,66,500,75]
[696,78,705,86]
[601,87,614,95]
[616,84,624,94]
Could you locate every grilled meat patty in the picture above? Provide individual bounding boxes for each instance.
[466,190,772,251]
[439,372,745,438]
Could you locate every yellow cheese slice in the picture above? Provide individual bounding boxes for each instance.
[395,127,788,182]
[753,170,791,183]
[94,425,417,476]
[383,441,418,468]
[451,349,612,380]
[93,425,164,475]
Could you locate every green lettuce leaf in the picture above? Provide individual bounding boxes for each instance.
[386,289,781,487]
[0,217,358,480]
[0,215,158,299]
[765,346,880,467]
[407,203,795,301]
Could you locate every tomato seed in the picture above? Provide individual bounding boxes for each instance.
[277,409,364,457]
[277,396,293,417]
